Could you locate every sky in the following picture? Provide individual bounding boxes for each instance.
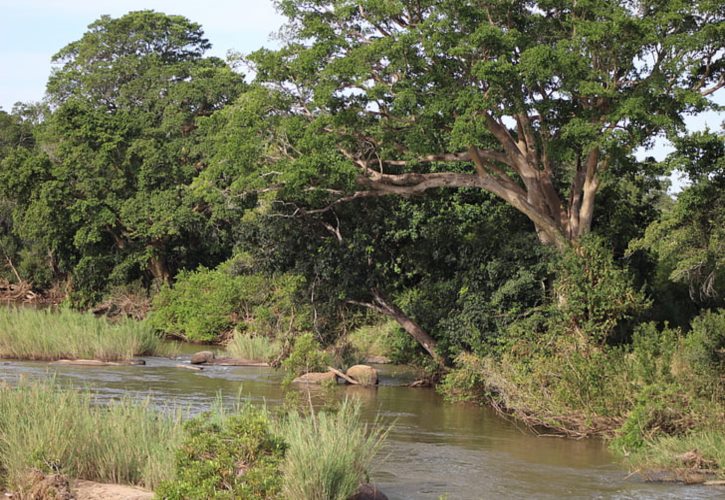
[0,0,721,177]
[0,0,284,111]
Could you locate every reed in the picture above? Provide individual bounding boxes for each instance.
[226,330,281,361]
[0,380,183,490]
[0,307,161,361]
[281,399,388,500]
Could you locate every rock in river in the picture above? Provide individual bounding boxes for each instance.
[346,364,378,385]
[349,483,388,500]
[190,350,215,364]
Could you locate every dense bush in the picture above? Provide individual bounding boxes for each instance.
[149,261,309,343]
[156,406,286,500]
[281,333,331,384]
[441,308,725,474]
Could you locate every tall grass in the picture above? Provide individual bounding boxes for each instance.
[625,430,725,480]
[281,399,388,500]
[0,380,183,490]
[0,307,161,361]
[226,330,281,361]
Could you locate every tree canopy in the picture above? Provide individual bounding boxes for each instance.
[0,11,245,300]
[234,0,723,249]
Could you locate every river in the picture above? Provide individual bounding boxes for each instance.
[0,356,720,499]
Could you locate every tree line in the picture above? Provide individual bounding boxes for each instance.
[0,5,722,365]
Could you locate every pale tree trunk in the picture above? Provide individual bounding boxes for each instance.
[148,243,170,284]
[342,112,608,253]
[349,289,447,369]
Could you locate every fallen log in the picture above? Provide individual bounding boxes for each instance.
[327,366,360,385]
[51,359,146,366]
[176,364,203,371]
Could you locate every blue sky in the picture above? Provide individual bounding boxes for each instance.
[0,0,284,111]
[0,0,721,173]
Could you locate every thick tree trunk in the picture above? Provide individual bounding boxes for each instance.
[349,289,447,368]
[148,251,170,284]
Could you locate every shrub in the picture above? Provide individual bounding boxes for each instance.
[551,236,650,344]
[281,333,331,384]
[150,263,309,343]
[628,322,679,387]
[677,309,725,400]
[0,307,161,361]
[156,405,286,500]
[0,381,182,491]
[281,399,387,500]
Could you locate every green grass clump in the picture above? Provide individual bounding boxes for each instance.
[227,331,281,361]
[625,430,725,480]
[0,380,182,491]
[156,404,286,499]
[347,321,398,359]
[281,399,387,500]
[0,307,161,361]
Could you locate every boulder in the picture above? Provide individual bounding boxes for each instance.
[348,483,388,500]
[190,350,215,364]
[292,371,337,384]
[346,365,378,385]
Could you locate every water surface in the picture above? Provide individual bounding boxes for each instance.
[0,357,720,499]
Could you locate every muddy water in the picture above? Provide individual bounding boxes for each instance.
[0,357,720,499]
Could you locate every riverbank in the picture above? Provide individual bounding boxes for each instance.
[439,309,725,484]
[0,380,387,499]
[0,307,163,361]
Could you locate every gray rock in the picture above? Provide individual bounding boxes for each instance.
[346,364,378,385]
[348,483,388,500]
[190,350,215,364]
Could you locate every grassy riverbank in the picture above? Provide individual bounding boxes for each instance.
[440,308,725,481]
[0,381,181,491]
[0,381,386,498]
[0,308,162,361]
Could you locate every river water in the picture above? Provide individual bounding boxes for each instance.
[0,356,720,499]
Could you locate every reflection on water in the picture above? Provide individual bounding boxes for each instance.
[0,357,721,499]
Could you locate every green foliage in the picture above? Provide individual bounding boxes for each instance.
[678,309,725,400]
[0,11,245,301]
[149,263,308,343]
[0,380,182,490]
[156,406,286,500]
[622,430,725,481]
[552,236,650,344]
[281,399,387,500]
[348,320,408,361]
[281,333,331,383]
[628,322,679,387]
[150,267,259,343]
[0,307,161,361]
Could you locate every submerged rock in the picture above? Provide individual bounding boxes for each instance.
[190,350,215,364]
[292,371,337,384]
[346,365,378,385]
[348,483,388,500]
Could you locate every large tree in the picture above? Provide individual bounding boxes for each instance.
[2,11,245,298]
[242,0,723,250]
